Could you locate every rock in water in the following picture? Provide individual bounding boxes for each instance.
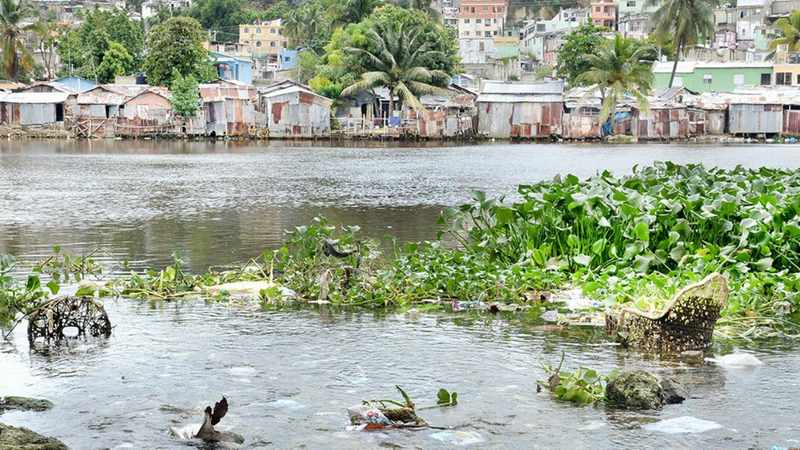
[605,371,664,409]
[0,422,67,450]
[0,396,54,413]
[659,377,687,405]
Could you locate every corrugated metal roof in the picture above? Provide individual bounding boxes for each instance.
[262,85,333,104]
[199,83,256,102]
[0,92,69,103]
[481,80,564,95]
[477,94,563,103]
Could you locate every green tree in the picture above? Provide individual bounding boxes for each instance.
[556,23,607,86]
[143,16,210,86]
[283,0,334,52]
[58,8,144,79]
[339,10,454,113]
[649,0,715,87]
[576,34,655,124]
[770,10,800,55]
[170,69,200,118]
[0,0,35,80]
[96,42,134,83]
[188,0,249,42]
[339,0,383,24]
[297,49,321,83]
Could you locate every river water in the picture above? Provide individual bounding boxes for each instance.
[1,141,800,449]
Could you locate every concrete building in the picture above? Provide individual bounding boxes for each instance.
[590,0,616,29]
[653,61,773,92]
[521,8,586,64]
[210,52,253,85]
[238,19,288,64]
[457,0,508,64]
[617,0,657,39]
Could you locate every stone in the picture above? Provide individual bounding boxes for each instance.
[605,370,664,410]
[0,397,54,413]
[0,422,67,450]
[659,377,687,405]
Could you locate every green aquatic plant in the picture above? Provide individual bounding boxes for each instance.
[538,354,612,405]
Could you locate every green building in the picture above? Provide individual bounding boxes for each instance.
[652,61,773,92]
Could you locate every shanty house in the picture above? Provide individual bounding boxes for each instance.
[76,85,130,119]
[0,92,68,126]
[200,82,258,136]
[729,100,783,135]
[259,82,332,138]
[562,86,603,139]
[406,84,477,138]
[116,88,175,136]
[477,80,564,139]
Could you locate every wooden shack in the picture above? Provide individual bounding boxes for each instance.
[199,82,257,137]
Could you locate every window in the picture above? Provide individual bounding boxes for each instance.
[760,73,771,85]
[270,41,276,47]
[796,74,800,84]
[703,74,712,84]
[485,31,491,36]
[604,6,611,12]
[734,74,745,85]
[476,19,481,23]
[536,23,545,31]
[463,31,470,36]
[470,7,475,12]
[627,0,635,6]
[243,27,249,33]
[479,41,485,51]
[595,6,601,11]
[777,72,792,85]
[256,41,262,47]
[464,18,470,23]
[493,30,498,35]
[270,28,276,33]
[256,27,261,33]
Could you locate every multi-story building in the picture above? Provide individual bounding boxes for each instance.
[521,8,586,65]
[457,0,508,63]
[590,0,616,29]
[617,0,657,39]
[238,19,289,63]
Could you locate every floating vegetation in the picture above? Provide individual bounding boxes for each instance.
[537,353,610,405]
[2,164,800,342]
[348,386,459,431]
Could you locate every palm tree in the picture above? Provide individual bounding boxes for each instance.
[649,0,715,88]
[770,10,800,60]
[0,0,35,80]
[577,34,655,126]
[340,21,451,114]
[339,0,382,25]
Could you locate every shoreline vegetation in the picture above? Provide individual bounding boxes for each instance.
[2,162,799,341]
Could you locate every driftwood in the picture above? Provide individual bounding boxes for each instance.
[605,273,729,353]
[27,296,112,345]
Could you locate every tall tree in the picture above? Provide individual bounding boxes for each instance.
[340,18,452,113]
[143,16,212,86]
[96,41,134,83]
[32,14,65,80]
[576,34,655,125]
[556,23,607,87]
[0,0,35,80]
[649,0,715,87]
[770,11,800,57]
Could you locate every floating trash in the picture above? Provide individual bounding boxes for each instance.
[429,430,485,446]
[706,353,763,368]
[643,416,722,434]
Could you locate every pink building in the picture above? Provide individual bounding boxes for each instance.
[590,0,616,29]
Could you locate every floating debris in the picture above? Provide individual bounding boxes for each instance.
[642,416,722,434]
[706,353,763,368]
[605,273,729,353]
[27,296,112,345]
[429,430,484,446]
[347,386,458,431]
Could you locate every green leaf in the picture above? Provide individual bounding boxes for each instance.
[754,257,774,271]
[633,254,654,273]
[75,284,97,297]
[573,254,592,266]
[26,275,41,292]
[591,238,607,255]
[46,280,60,295]
[633,221,649,242]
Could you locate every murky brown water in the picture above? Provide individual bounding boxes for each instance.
[1,140,800,449]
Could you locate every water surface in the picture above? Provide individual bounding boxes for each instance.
[2,141,800,449]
